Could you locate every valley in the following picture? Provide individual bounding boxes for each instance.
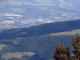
[0,0,80,60]
[0,19,79,60]
[0,6,80,30]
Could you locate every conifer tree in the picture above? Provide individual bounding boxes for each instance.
[53,44,70,60]
[71,36,80,60]
[53,36,80,60]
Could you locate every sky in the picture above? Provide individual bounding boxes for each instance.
[0,0,80,12]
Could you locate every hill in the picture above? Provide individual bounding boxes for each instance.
[0,19,80,59]
[0,35,77,60]
[0,19,80,39]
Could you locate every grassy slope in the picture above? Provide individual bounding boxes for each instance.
[2,52,35,59]
[0,44,7,51]
[48,29,80,36]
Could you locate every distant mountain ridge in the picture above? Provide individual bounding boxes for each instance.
[0,5,80,30]
[0,19,80,39]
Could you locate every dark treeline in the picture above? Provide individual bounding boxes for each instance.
[0,19,80,39]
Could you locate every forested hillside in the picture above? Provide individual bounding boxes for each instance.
[0,19,80,39]
[0,19,79,60]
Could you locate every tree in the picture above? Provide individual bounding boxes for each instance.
[53,44,70,60]
[71,36,80,60]
[53,36,80,60]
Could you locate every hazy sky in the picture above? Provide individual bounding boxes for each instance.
[0,0,80,12]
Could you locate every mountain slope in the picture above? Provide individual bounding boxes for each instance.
[0,35,75,60]
[0,19,80,39]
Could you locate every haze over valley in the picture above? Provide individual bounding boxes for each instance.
[0,0,80,60]
[0,0,80,30]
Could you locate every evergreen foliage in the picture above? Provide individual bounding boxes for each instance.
[71,36,80,60]
[53,44,70,60]
[53,36,80,60]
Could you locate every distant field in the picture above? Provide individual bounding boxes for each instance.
[0,44,7,51]
[48,29,80,36]
[2,52,35,59]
